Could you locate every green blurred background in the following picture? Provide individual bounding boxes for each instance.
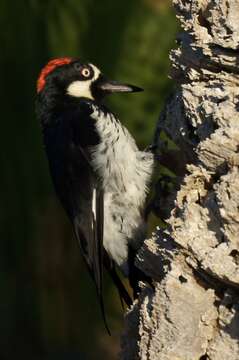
[0,0,177,359]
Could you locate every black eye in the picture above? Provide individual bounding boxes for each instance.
[81,68,91,78]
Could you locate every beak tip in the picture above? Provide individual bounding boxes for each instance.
[131,85,144,93]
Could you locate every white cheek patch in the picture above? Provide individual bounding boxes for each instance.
[67,80,93,99]
[67,64,101,100]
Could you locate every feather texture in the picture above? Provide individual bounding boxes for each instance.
[36,59,154,332]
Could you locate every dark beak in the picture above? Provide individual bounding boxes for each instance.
[94,76,143,96]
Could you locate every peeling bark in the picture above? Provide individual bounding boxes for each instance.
[121,1,239,359]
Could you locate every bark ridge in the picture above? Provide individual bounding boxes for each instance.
[121,1,239,359]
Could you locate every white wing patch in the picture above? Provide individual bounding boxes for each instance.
[92,187,97,226]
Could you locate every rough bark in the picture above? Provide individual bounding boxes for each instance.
[121,1,239,359]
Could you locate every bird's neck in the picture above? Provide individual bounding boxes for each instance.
[37,87,88,126]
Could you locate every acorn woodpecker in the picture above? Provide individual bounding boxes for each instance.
[36,58,154,326]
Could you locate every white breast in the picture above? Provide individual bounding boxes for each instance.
[90,105,154,274]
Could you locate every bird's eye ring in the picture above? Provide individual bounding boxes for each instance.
[81,68,91,77]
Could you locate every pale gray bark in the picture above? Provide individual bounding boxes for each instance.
[120,1,239,359]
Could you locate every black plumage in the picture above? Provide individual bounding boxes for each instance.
[36,58,149,332]
[37,88,132,331]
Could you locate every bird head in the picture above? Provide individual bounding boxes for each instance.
[37,57,143,102]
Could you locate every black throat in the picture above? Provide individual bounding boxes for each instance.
[37,85,101,146]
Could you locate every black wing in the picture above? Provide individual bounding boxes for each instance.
[104,254,132,308]
[43,100,132,332]
[72,146,109,333]
[43,101,108,329]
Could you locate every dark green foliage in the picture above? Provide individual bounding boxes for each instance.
[0,0,177,358]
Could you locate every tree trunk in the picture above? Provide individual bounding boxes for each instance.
[120,0,239,359]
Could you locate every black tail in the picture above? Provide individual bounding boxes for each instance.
[73,222,111,335]
[104,253,132,308]
[109,266,132,307]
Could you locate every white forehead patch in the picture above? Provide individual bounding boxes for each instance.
[66,64,101,100]
[90,64,101,80]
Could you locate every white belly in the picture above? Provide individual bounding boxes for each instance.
[103,189,147,275]
[90,106,154,274]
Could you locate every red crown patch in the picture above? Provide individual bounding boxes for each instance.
[37,57,73,93]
